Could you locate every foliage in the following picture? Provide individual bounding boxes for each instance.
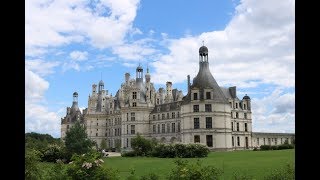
[151,143,209,158]
[253,147,258,151]
[66,151,119,180]
[41,143,66,162]
[131,133,153,156]
[100,138,108,150]
[25,148,43,180]
[167,159,222,180]
[126,168,139,180]
[122,151,138,157]
[264,163,295,180]
[25,132,63,152]
[45,159,69,180]
[260,144,294,151]
[64,121,95,159]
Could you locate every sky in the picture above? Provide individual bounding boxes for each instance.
[25,0,295,138]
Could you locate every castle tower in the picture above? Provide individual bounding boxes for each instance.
[145,67,151,102]
[70,92,80,114]
[125,73,130,85]
[98,80,104,93]
[136,64,143,89]
[92,84,97,94]
[242,94,251,110]
[165,81,173,103]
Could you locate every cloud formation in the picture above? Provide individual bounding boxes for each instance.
[70,51,88,61]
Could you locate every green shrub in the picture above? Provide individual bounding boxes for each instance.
[264,163,295,180]
[253,147,258,151]
[45,159,69,180]
[167,159,222,180]
[25,148,43,180]
[270,145,278,150]
[66,151,119,180]
[260,145,271,150]
[122,151,137,157]
[232,170,253,180]
[41,143,65,162]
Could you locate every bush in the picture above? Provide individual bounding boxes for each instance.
[25,148,43,180]
[260,145,271,150]
[66,151,119,180]
[270,145,278,150]
[278,144,294,150]
[167,159,222,180]
[131,134,153,156]
[253,147,258,151]
[264,163,295,180]
[122,151,137,157]
[41,143,65,162]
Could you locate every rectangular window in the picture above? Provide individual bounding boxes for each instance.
[205,104,212,112]
[157,98,159,104]
[172,123,176,133]
[257,138,259,145]
[275,138,278,145]
[96,133,98,136]
[244,104,246,110]
[206,92,211,99]
[231,122,233,131]
[167,123,170,133]
[264,138,266,145]
[193,105,199,112]
[230,102,232,108]
[237,122,239,131]
[231,112,233,118]
[206,117,212,129]
[126,138,129,147]
[232,136,234,146]
[127,125,129,134]
[194,135,200,143]
[158,114,160,120]
[244,113,247,119]
[178,122,181,132]
[194,118,200,129]
[161,124,165,133]
[281,138,283,144]
[193,93,198,100]
[153,125,156,133]
[167,113,169,119]
[162,114,165,120]
[153,115,156,120]
[172,112,175,118]
[237,136,240,146]
[236,112,239,118]
[236,103,238,109]
[157,124,160,133]
[177,112,180,117]
[132,92,137,99]
[206,135,213,147]
[131,125,135,134]
[131,112,135,121]
[268,138,271,145]
[245,123,248,132]
[132,102,137,107]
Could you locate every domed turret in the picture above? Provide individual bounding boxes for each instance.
[243,94,251,100]
[98,80,104,92]
[199,45,208,55]
[190,44,227,103]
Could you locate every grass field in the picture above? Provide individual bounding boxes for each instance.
[102,149,294,179]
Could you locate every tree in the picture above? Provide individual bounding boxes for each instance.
[100,138,107,150]
[64,122,94,157]
[131,134,152,156]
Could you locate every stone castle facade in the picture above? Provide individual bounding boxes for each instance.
[61,45,294,151]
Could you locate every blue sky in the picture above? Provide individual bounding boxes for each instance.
[26,0,295,138]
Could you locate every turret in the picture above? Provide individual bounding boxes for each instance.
[165,81,173,103]
[242,94,251,110]
[125,73,130,85]
[98,80,104,92]
[92,84,97,94]
[136,64,143,88]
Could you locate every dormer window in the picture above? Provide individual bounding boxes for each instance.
[206,92,211,99]
[132,92,137,99]
[193,93,198,100]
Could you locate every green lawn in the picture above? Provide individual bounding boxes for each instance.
[103,149,294,180]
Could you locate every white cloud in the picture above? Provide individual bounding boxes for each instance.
[151,0,294,89]
[251,88,295,133]
[25,59,60,76]
[26,0,141,55]
[25,61,62,138]
[70,51,88,61]
[25,103,62,138]
[112,39,157,61]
